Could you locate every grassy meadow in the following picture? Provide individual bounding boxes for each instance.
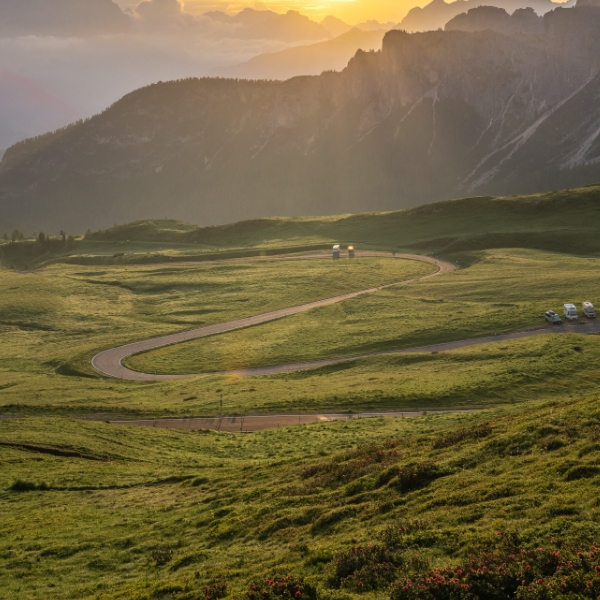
[1,248,600,417]
[127,249,600,374]
[2,396,600,599]
[3,185,600,598]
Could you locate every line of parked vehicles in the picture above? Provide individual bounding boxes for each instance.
[545,302,596,324]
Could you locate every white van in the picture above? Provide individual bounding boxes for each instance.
[564,303,579,320]
[583,302,596,318]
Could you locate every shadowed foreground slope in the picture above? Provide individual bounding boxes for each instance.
[2,395,600,598]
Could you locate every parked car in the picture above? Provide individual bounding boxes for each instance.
[564,303,579,320]
[545,310,562,324]
[582,301,596,318]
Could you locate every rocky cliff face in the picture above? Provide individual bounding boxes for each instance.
[399,0,566,32]
[445,6,544,35]
[1,5,600,232]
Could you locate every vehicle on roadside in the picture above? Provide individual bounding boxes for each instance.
[333,245,340,259]
[545,310,562,324]
[582,301,596,318]
[564,303,579,320]
[348,246,355,258]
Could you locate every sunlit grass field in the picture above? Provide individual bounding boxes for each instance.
[127,249,600,375]
[1,249,600,417]
[0,256,436,416]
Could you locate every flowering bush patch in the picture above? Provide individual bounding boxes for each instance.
[245,576,317,600]
[330,544,401,591]
[328,522,430,592]
[204,581,227,600]
[390,541,600,600]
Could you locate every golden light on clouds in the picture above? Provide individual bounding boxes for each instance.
[181,0,426,23]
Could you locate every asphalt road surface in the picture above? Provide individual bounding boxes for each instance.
[111,410,476,433]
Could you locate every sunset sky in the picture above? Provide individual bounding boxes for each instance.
[115,0,423,24]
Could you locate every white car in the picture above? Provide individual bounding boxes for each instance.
[583,302,596,318]
[564,303,579,320]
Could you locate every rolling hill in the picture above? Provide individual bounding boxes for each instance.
[4,183,600,270]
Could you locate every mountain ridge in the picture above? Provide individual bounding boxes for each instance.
[212,28,386,81]
[2,5,600,232]
[398,0,575,31]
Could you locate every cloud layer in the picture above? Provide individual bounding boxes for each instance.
[0,0,333,151]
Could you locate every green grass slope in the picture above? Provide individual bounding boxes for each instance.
[127,249,600,375]
[85,183,600,258]
[2,248,600,417]
[3,183,600,270]
[2,185,600,599]
[2,395,600,599]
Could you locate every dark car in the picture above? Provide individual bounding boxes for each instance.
[545,310,562,325]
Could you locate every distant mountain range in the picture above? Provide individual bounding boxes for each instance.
[445,6,544,34]
[398,0,575,31]
[213,29,386,81]
[2,3,600,232]
[0,0,130,37]
[212,0,576,84]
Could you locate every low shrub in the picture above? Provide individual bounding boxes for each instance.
[432,424,492,449]
[244,575,317,600]
[330,544,400,591]
[204,581,227,600]
[564,464,600,481]
[390,541,600,600]
[9,479,49,492]
[328,521,431,592]
[151,546,174,566]
[381,520,431,550]
[299,441,401,490]
[387,462,443,493]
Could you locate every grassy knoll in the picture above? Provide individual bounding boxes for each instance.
[3,183,600,270]
[82,184,600,258]
[1,394,600,599]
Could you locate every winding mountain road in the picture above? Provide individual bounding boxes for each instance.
[92,251,600,382]
[92,252,453,381]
